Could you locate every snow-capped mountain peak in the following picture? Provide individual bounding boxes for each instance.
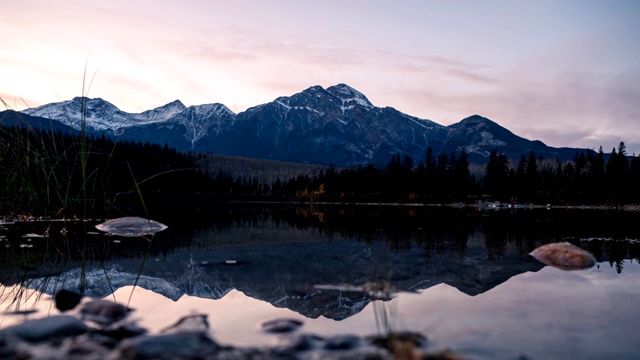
[173,103,236,148]
[185,103,235,117]
[22,98,194,131]
[133,100,187,123]
[23,97,123,130]
[13,83,584,167]
[326,83,374,109]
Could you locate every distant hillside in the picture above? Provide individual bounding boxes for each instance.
[194,153,332,185]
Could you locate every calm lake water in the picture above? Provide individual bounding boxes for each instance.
[1,205,639,359]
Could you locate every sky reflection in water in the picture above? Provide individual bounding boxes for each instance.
[1,261,638,360]
[1,207,639,359]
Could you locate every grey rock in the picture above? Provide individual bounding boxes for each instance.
[1,315,88,342]
[54,289,83,312]
[117,331,220,360]
[261,318,303,334]
[80,299,132,325]
[324,335,361,350]
[275,333,324,357]
[160,314,209,334]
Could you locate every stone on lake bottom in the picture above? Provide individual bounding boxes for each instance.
[1,315,88,342]
[276,333,323,352]
[261,318,303,333]
[161,314,209,334]
[80,299,132,325]
[117,331,220,360]
[324,334,361,350]
[367,331,428,350]
[54,289,83,312]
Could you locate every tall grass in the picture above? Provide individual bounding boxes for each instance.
[0,76,157,311]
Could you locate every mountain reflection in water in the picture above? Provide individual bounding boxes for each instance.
[2,261,639,360]
[1,205,640,359]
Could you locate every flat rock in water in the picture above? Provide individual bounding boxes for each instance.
[117,331,219,360]
[161,314,209,334]
[95,217,168,237]
[529,242,596,270]
[276,334,323,352]
[368,331,428,350]
[80,299,132,325]
[1,315,88,342]
[261,318,303,333]
[324,335,361,350]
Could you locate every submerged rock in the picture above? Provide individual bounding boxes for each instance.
[0,297,451,359]
[117,331,220,360]
[161,314,209,334]
[1,315,88,342]
[324,334,361,350]
[79,299,132,325]
[529,242,596,270]
[276,333,323,352]
[98,320,148,340]
[368,331,428,350]
[54,289,83,312]
[261,318,303,333]
[95,217,168,237]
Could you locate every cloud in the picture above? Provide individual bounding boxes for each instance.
[3,0,639,156]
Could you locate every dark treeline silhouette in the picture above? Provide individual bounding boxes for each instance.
[0,124,214,217]
[481,143,640,204]
[277,144,640,205]
[194,152,329,186]
[3,112,639,218]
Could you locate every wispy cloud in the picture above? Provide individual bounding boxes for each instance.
[2,0,639,155]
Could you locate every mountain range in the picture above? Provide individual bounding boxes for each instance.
[14,83,587,166]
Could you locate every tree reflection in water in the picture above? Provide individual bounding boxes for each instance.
[1,206,639,359]
[1,206,639,312]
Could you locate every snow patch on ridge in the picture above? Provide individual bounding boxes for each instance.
[22,97,189,131]
[327,83,374,110]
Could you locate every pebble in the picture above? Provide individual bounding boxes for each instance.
[277,333,323,353]
[54,289,83,312]
[98,320,148,340]
[324,334,361,350]
[368,331,428,350]
[117,331,220,360]
[261,318,303,333]
[161,313,209,334]
[79,299,132,325]
[0,312,449,360]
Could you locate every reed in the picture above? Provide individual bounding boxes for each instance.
[0,74,157,311]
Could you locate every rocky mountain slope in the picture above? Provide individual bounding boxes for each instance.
[17,84,587,166]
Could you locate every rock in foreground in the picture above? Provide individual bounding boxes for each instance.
[0,312,461,360]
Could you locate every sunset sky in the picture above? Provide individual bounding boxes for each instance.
[2,0,639,154]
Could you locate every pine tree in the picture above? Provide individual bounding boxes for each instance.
[484,149,509,200]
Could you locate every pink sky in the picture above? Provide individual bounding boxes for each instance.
[2,0,639,154]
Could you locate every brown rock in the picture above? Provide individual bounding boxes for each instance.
[529,242,596,270]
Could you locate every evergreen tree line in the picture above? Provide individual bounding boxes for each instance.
[2,116,639,217]
[270,143,640,205]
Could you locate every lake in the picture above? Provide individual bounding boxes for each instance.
[1,205,639,359]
